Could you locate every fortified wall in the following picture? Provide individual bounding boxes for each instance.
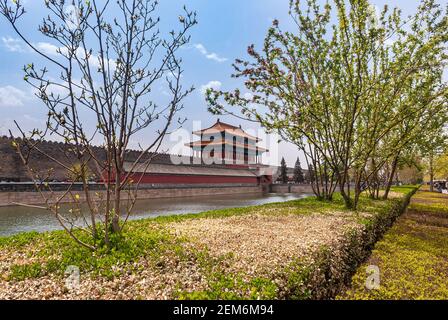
[0,136,313,206]
[0,136,268,206]
[0,136,225,182]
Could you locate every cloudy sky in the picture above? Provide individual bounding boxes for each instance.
[0,0,442,167]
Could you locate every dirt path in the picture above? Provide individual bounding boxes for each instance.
[340,188,448,300]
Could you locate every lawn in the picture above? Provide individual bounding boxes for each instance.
[0,186,417,300]
[339,187,448,300]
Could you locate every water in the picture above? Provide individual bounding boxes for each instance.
[0,193,310,237]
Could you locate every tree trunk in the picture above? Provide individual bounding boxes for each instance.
[112,169,122,233]
[353,173,363,210]
[339,172,353,209]
[383,154,400,200]
[83,176,97,240]
[429,154,434,192]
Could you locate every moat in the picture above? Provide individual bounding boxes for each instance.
[0,193,310,237]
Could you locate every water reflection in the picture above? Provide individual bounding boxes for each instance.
[0,193,310,237]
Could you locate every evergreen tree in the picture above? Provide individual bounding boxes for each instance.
[279,157,288,184]
[293,157,305,183]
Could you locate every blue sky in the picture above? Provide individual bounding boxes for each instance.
[0,0,445,167]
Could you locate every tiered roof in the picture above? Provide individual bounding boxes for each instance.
[187,120,268,153]
[193,120,261,142]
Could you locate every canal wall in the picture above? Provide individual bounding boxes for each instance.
[0,183,316,207]
[270,184,314,194]
[0,185,264,207]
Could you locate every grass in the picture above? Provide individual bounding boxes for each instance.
[2,223,184,280]
[0,186,418,299]
[339,188,448,300]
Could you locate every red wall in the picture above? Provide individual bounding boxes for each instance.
[128,174,259,185]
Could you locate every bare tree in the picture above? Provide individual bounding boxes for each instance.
[1,0,197,250]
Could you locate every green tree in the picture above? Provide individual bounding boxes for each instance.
[279,157,288,184]
[293,157,305,184]
[396,156,424,185]
[206,0,447,209]
[434,152,448,181]
[420,128,448,191]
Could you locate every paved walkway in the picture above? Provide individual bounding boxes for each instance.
[340,188,448,300]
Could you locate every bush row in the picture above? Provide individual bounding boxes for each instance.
[278,187,417,300]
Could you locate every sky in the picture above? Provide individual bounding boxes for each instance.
[0,0,445,167]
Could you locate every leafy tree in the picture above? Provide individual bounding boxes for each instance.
[1,0,197,250]
[421,129,448,191]
[397,157,424,185]
[293,157,304,184]
[279,157,288,184]
[434,152,448,181]
[206,0,448,209]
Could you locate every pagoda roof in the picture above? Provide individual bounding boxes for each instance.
[193,120,261,142]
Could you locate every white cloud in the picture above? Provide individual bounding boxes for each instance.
[2,38,60,56]
[2,37,26,52]
[2,38,115,70]
[0,86,30,108]
[193,44,227,63]
[205,52,227,63]
[200,80,222,96]
[194,44,208,55]
[34,42,60,56]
